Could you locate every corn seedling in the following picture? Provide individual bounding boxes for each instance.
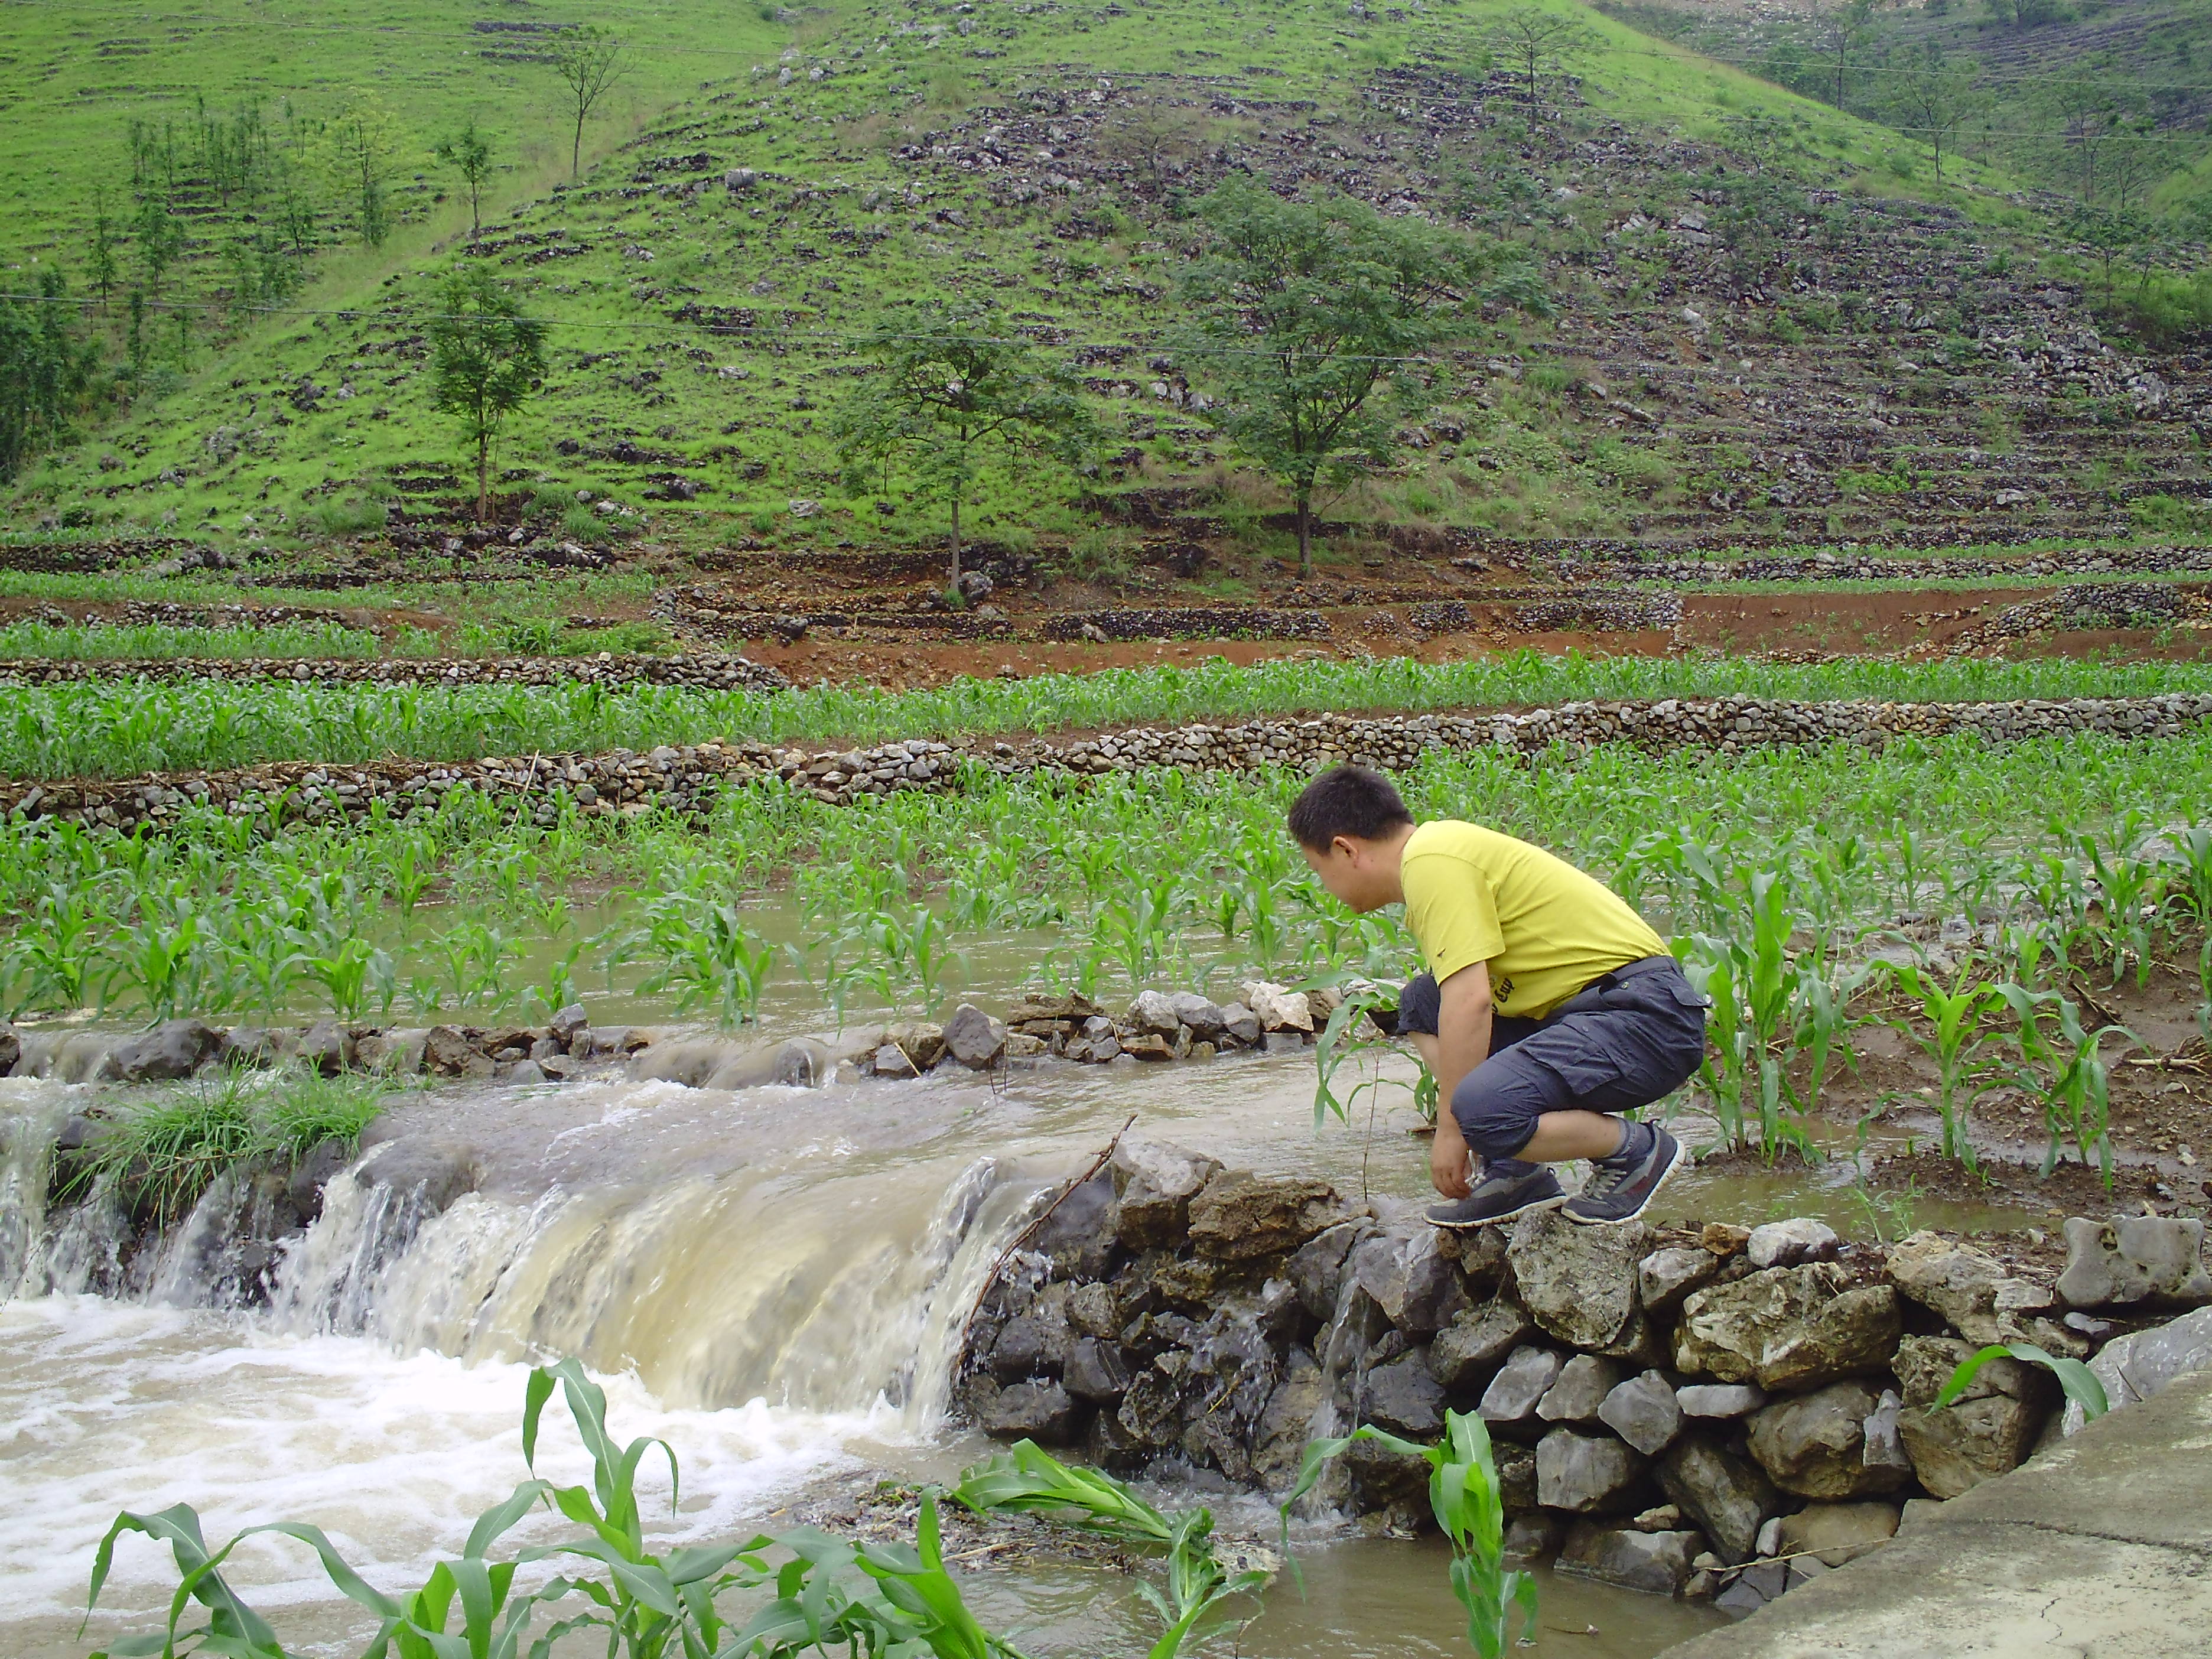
[1882,964,2011,1172]
[1995,983,2137,1183]
[1930,1342,2107,1424]
[1283,1410,1535,1659]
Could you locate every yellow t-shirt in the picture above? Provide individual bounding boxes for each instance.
[1399,820,1667,1019]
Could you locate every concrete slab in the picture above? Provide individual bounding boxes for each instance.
[1652,1367,2212,1658]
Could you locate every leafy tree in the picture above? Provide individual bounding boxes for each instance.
[1177,177,1546,576]
[87,188,120,308]
[426,268,548,522]
[1809,0,1877,110]
[549,25,627,182]
[134,197,185,294]
[1483,7,1602,137]
[0,269,97,481]
[833,297,1098,591]
[312,90,404,247]
[1883,47,1988,183]
[435,118,495,235]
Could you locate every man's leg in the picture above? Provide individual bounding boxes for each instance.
[1399,974,1573,1228]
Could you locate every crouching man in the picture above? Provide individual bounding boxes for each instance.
[1289,765,1707,1227]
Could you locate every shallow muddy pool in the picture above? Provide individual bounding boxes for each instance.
[3,1029,2039,1659]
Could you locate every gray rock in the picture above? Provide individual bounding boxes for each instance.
[1288,1220,1370,1320]
[1241,981,1313,1033]
[1639,1245,1721,1314]
[1747,1217,1840,1269]
[873,1043,919,1078]
[1479,1345,1565,1422]
[1187,1171,1346,1260]
[549,1003,588,1048]
[296,1020,356,1077]
[1432,1297,1534,1390]
[353,1138,479,1218]
[1508,1208,1649,1350]
[2057,1215,2212,1309]
[1166,991,1228,1039]
[1503,1514,1562,1564]
[1600,1369,1684,1455]
[1219,1003,1262,1046]
[1362,1351,1447,1439]
[2073,1305,2212,1432]
[1677,1382,1767,1419]
[0,1019,18,1076]
[1714,1576,1769,1616]
[1066,1281,1119,1339]
[1559,1524,1703,1595]
[285,1136,353,1221]
[880,1022,945,1069]
[1352,1228,1472,1333]
[1063,1338,1132,1404]
[1887,1229,2054,1344]
[218,1025,295,1069]
[1126,989,1182,1036]
[1673,1264,1902,1390]
[1892,1335,2050,1498]
[1862,1387,1912,1474]
[1747,1380,1907,1498]
[1657,1436,1782,1563]
[1112,1140,1223,1250]
[1775,1500,1900,1567]
[498,1058,547,1085]
[424,1024,495,1078]
[991,1299,1074,1380]
[106,1018,225,1082]
[1537,1354,1622,1423]
[942,1004,1008,1068]
[978,1380,1084,1445]
[1030,1172,1118,1279]
[1253,1353,1327,1487]
[1536,1429,1643,1512]
[357,1029,427,1075]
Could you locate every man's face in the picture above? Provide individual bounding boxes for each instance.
[1300,836,1391,913]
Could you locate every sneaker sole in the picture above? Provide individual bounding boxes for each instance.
[1428,1190,1567,1230]
[1564,1135,1689,1227]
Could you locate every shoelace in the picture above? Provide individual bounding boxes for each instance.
[1578,1149,1638,1201]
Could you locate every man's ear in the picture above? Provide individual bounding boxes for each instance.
[1331,834,1359,863]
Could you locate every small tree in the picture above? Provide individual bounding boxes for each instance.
[435,118,495,235]
[1808,0,1878,110]
[1484,7,1602,138]
[313,90,404,248]
[0,269,96,480]
[549,25,627,183]
[832,297,1098,591]
[426,268,547,522]
[87,188,120,308]
[1884,46,1987,182]
[1177,178,1546,576]
[134,196,184,295]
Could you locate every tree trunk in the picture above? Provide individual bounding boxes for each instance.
[1295,492,1313,579]
[572,117,584,182]
[948,495,962,592]
[477,431,490,523]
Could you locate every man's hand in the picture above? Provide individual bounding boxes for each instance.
[1430,1111,1473,1199]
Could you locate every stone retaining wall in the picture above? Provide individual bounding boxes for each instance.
[1551,543,2212,585]
[0,651,791,695]
[6,692,2209,833]
[958,1143,2212,1614]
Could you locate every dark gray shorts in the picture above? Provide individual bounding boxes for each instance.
[1395,956,1709,1159]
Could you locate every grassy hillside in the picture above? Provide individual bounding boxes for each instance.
[4,0,2206,561]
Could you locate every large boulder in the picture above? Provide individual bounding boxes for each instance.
[1352,1228,1472,1333]
[1508,1209,1650,1351]
[1774,1500,1901,1567]
[1746,1380,1909,1499]
[105,1018,225,1082]
[1599,1369,1684,1456]
[1536,1354,1621,1424]
[1432,1297,1534,1390]
[1657,1436,1781,1563]
[1536,1429,1642,1512]
[2073,1306,2212,1432]
[1479,1345,1565,1423]
[977,1380,1084,1445]
[1887,1229,2056,1344]
[1111,1140,1222,1250]
[353,1138,479,1218]
[1186,1171,1346,1260]
[1029,1171,1119,1280]
[2056,1216,2212,1309]
[942,1004,1009,1068]
[1893,1335,2051,1498]
[1361,1351,1447,1439]
[1673,1263,1901,1391]
[1558,1524,1704,1596]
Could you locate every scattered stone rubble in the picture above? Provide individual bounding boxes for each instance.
[959,1147,2212,1615]
[8,692,2209,834]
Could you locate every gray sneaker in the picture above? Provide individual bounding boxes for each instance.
[1426,1160,1566,1229]
[1564,1123,1687,1226]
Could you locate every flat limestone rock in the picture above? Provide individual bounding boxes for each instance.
[1509,1208,1650,1351]
[1674,1264,1901,1391]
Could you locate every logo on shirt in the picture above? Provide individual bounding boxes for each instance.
[1494,973,1515,1006]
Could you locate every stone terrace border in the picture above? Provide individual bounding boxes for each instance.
[6,692,2209,835]
[0,652,792,695]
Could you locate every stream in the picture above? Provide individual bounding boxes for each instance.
[1,1029,2025,1659]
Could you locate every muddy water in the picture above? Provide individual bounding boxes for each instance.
[1,1036,1820,1659]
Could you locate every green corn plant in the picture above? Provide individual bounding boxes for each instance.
[619,896,780,1026]
[1930,1342,2107,1424]
[109,894,206,1022]
[2168,823,2212,931]
[1995,983,2138,1184]
[1283,1410,1536,1659]
[1883,964,2009,1172]
[2072,818,2167,988]
[302,938,391,1020]
[1311,977,1436,1128]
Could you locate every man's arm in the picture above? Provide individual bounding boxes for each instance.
[1424,959,1494,1199]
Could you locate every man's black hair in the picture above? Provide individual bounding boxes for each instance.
[1287,765,1414,850]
